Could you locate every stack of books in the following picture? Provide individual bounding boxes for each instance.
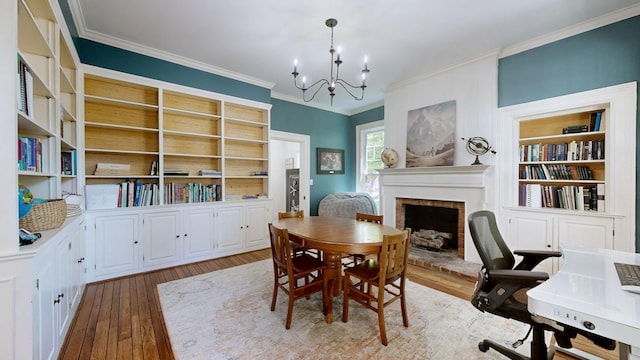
[94,163,131,176]
[251,171,268,176]
[164,168,188,176]
[199,169,221,176]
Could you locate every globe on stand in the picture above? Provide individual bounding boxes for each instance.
[380,148,399,168]
[462,137,495,165]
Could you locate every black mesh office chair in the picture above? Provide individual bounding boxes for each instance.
[468,210,615,359]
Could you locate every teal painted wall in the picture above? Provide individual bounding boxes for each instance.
[271,99,355,214]
[498,15,640,251]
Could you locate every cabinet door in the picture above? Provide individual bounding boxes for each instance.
[95,214,140,276]
[216,206,244,255]
[33,256,56,360]
[183,208,214,260]
[244,203,269,250]
[143,211,181,267]
[55,233,72,342]
[557,216,614,250]
[507,211,554,273]
[73,220,87,306]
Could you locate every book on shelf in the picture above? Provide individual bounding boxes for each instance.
[149,160,158,176]
[61,150,77,175]
[17,59,33,116]
[199,169,221,176]
[164,168,189,176]
[17,136,42,172]
[251,171,268,176]
[94,162,131,176]
[596,183,605,212]
[562,124,589,134]
[590,111,604,132]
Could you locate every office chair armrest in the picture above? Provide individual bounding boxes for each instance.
[513,250,562,270]
[488,269,549,283]
[477,269,549,311]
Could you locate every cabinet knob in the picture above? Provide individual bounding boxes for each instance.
[134,241,138,244]
[184,233,188,237]
[54,299,60,305]
[176,235,179,238]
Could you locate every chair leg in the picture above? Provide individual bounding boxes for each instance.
[270,282,278,311]
[400,281,409,327]
[285,294,295,330]
[378,306,388,346]
[342,278,349,323]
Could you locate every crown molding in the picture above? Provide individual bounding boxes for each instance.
[499,4,640,58]
[67,0,274,90]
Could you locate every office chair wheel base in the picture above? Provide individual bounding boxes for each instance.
[478,341,490,352]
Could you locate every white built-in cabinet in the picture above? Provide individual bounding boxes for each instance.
[216,202,271,256]
[507,209,615,273]
[87,201,271,282]
[31,216,86,360]
[498,82,637,273]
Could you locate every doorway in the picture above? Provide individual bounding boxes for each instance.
[270,130,311,220]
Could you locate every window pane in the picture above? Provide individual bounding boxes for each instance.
[362,129,384,212]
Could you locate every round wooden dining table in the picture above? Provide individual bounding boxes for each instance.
[272,216,402,322]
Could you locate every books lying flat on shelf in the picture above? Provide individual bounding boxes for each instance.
[94,163,131,176]
[199,169,221,176]
[164,168,189,176]
[251,171,268,176]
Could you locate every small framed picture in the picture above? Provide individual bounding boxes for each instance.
[317,147,345,174]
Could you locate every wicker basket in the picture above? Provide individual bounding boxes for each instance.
[19,199,66,232]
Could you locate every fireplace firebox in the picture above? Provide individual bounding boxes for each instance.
[396,198,465,259]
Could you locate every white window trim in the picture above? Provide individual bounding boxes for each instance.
[355,120,384,192]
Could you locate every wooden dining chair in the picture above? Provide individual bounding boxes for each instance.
[269,223,330,329]
[277,210,320,258]
[342,228,411,345]
[342,212,384,267]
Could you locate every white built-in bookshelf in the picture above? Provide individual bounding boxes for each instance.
[83,69,270,208]
[17,0,79,200]
[498,82,637,273]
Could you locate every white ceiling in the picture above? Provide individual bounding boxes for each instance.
[68,0,640,115]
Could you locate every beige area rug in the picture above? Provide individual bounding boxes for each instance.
[158,259,536,359]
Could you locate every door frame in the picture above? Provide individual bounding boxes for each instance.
[269,130,311,217]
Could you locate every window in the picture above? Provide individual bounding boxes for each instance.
[356,120,384,213]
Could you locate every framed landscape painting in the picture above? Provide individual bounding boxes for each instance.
[406,100,456,167]
[317,147,345,174]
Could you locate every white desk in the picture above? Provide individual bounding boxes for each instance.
[527,246,640,359]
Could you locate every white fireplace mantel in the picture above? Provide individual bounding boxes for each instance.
[378,165,491,188]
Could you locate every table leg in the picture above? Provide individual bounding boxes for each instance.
[323,251,343,297]
[320,251,343,324]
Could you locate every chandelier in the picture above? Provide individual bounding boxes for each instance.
[291,18,370,105]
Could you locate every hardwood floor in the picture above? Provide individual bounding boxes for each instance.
[59,249,617,359]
